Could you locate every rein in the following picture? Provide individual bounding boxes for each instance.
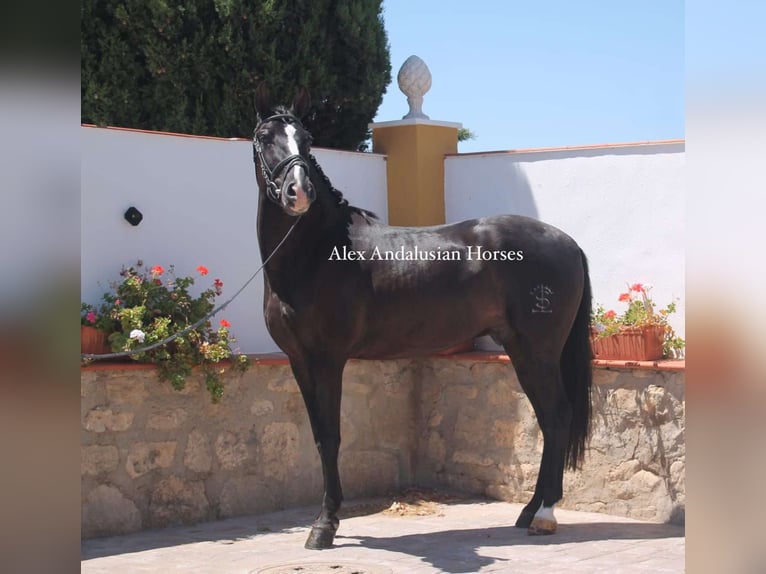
[253,113,310,205]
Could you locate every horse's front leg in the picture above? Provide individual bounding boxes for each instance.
[290,356,345,549]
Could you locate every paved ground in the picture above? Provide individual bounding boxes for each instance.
[81,498,684,573]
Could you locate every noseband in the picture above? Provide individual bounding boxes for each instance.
[253,114,311,205]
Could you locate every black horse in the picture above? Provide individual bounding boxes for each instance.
[252,85,593,550]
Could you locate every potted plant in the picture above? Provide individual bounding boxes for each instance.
[81,261,249,401]
[81,303,113,355]
[591,282,685,360]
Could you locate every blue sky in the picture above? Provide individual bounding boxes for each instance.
[373,0,684,152]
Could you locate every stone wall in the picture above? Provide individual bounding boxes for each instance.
[81,359,416,538]
[415,359,685,524]
[81,356,684,538]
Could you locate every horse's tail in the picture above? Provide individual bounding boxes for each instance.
[561,249,593,470]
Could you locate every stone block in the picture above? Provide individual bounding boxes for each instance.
[340,450,399,498]
[215,431,249,470]
[628,468,663,492]
[267,374,298,393]
[491,419,517,448]
[80,372,103,400]
[486,381,513,407]
[282,393,305,417]
[382,376,408,398]
[147,408,188,430]
[424,431,445,467]
[259,422,299,480]
[368,398,410,450]
[125,441,176,478]
[452,450,494,467]
[250,399,274,417]
[83,407,134,432]
[594,369,620,386]
[340,409,359,449]
[148,476,209,527]
[81,445,119,476]
[344,379,374,395]
[442,472,484,494]
[184,429,212,473]
[155,375,201,396]
[485,483,527,503]
[669,459,685,495]
[219,476,265,517]
[106,379,147,405]
[448,384,478,400]
[608,459,641,481]
[82,485,141,538]
[454,406,486,445]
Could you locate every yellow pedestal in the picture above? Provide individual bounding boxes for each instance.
[370,119,461,226]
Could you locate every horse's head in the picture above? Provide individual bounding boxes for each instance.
[253,84,316,216]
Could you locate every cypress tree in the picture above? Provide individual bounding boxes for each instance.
[81,0,391,150]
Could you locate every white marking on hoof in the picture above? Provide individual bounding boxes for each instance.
[535,505,556,522]
[528,504,557,535]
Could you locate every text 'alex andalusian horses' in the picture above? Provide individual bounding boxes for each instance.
[252,85,593,550]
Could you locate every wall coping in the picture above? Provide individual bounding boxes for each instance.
[82,352,685,372]
[80,124,385,158]
[369,118,463,130]
[445,138,685,158]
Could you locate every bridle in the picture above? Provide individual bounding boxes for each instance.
[253,113,311,205]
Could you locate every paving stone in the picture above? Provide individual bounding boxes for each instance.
[81,499,684,573]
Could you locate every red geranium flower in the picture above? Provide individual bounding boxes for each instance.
[618,293,631,302]
[196,265,209,276]
[604,310,616,319]
[220,319,231,328]
[154,279,162,286]
[151,265,165,276]
[630,283,644,292]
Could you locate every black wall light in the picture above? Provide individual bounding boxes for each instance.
[124,206,143,226]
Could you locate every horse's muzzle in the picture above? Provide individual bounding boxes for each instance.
[282,170,314,215]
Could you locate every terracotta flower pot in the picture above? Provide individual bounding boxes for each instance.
[590,325,665,361]
[81,325,111,355]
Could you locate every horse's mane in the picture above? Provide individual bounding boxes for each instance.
[271,106,378,222]
[307,154,378,222]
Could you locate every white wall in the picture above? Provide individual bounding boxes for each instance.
[81,126,387,353]
[445,142,685,342]
[82,127,684,354]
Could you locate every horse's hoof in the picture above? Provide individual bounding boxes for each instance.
[527,517,557,535]
[515,510,535,528]
[304,526,335,550]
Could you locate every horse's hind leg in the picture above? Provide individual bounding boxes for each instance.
[499,337,572,535]
[289,356,345,549]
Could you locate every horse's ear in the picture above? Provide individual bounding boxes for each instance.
[254,82,271,120]
[291,87,311,119]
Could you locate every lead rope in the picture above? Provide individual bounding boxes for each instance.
[81,216,302,361]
